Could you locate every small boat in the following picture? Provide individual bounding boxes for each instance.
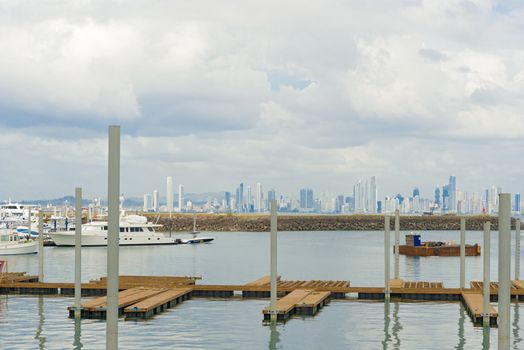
[396,233,480,257]
[181,236,214,244]
[0,229,38,255]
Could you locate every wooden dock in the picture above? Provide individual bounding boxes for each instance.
[461,291,498,326]
[124,288,192,320]
[68,287,167,319]
[262,289,331,321]
[6,274,524,325]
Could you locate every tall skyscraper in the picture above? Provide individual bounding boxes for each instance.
[153,190,159,211]
[515,193,521,213]
[267,189,276,204]
[236,182,244,212]
[369,176,377,213]
[246,186,252,212]
[442,184,449,211]
[143,194,151,212]
[178,185,184,212]
[300,188,314,209]
[434,187,441,207]
[166,176,174,212]
[448,176,457,212]
[412,187,420,198]
[224,191,231,209]
[255,182,263,212]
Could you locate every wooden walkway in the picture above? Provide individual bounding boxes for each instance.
[262,289,331,321]
[461,291,498,326]
[124,288,192,320]
[6,274,524,325]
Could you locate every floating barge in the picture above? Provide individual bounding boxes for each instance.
[396,234,480,257]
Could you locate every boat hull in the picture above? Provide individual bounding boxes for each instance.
[49,232,177,247]
[0,241,38,255]
[396,244,480,257]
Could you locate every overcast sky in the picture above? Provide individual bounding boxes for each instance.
[1,0,523,200]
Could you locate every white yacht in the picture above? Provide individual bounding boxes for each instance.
[49,215,177,247]
[0,229,38,255]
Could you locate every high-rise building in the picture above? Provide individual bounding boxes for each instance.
[246,186,252,212]
[369,176,377,214]
[449,176,457,212]
[434,187,441,207]
[178,185,184,212]
[442,185,449,211]
[413,187,420,198]
[153,190,159,211]
[224,191,231,209]
[267,189,276,204]
[515,193,521,213]
[235,183,244,212]
[143,194,151,212]
[300,188,314,209]
[166,176,174,212]
[255,182,263,212]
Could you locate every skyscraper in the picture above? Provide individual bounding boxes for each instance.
[515,193,521,213]
[267,189,276,204]
[434,187,440,207]
[449,176,457,212]
[224,191,231,209]
[153,190,159,212]
[300,188,314,210]
[143,194,151,212]
[246,185,252,212]
[166,176,174,212]
[413,187,420,198]
[178,185,184,212]
[255,182,263,212]
[369,176,377,213]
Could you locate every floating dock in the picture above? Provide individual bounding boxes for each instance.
[5,274,524,325]
[461,291,498,326]
[262,289,331,321]
[124,288,192,320]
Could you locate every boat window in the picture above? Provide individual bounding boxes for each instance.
[103,226,108,231]
[120,228,125,232]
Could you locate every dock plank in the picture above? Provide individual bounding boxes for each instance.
[124,288,192,313]
[461,291,498,326]
[264,289,312,314]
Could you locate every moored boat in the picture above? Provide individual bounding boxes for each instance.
[396,234,480,257]
[0,230,38,255]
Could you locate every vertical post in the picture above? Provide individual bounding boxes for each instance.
[483,222,491,326]
[498,193,511,350]
[516,218,521,281]
[385,215,390,300]
[74,187,82,318]
[270,199,278,322]
[394,209,400,279]
[38,211,44,282]
[106,125,120,350]
[460,218,466,289]
[28,206,31,236]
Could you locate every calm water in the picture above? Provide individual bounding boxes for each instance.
[1,230,523,349]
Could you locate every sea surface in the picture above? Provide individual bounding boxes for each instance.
[1,230,523,349]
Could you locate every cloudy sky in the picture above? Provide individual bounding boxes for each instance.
[1,0,523,200]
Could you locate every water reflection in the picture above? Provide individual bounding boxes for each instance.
[456,304,465,350]
[35,296,46,349]
[404,256,421,281]
[514,302,521,350]
[73,317,83,349]
[482,325,490,350]
[268,321,280,350]
[382,300,391,349]
[392,302,402,348]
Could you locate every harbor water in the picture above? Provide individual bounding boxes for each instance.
[1,230,523,349]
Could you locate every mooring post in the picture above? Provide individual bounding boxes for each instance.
[28,206,31,236]
[74,187,82,319]
[394,209,400,279]
[270,199,278,322]
[460,218,466,289]
[385,215,391,300]
[107,125,120,350]
[38,210,44,282]
[516,218,521,281]
[483,222,491,327]
[498,193,511,350]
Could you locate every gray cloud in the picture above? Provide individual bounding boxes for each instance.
[1,0,524,200]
